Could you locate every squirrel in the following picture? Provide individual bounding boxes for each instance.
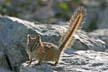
[26,6,87,66]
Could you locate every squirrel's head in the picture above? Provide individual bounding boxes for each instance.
[27,34,41,51]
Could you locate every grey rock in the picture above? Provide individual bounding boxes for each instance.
[0,16,31,70]
[0,16,66,71]
[73,30,106,51]
[89,29,108,48]
[20,50,108,72]
[0,16,107,72]
[0,52,9,69]
[0,68,13,72]
[20,63,56,72]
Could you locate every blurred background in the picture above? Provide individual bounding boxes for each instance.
[0,1,108,72]
[0,0,108,32]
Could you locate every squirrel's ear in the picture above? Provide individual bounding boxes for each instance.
[27,34,32,40]
[36,34,41,39]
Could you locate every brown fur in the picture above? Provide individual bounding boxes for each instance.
[26,6,86,65]
[26,36,60,65]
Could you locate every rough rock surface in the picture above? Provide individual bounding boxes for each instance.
[73,30,106,51]
[0,16,67,71]
[20,49,108,72]
[0,68,13,72]
[0,16,107,72]
[0,52,9,69]
[89,29,108,48]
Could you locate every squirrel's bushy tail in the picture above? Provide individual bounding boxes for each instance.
[59,6,87,52]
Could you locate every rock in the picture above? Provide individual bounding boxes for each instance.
[0,16,31,70]
[0,16,107,72]
[0,68,13,72]
[20,50,108,72]
[0,16,66,71]
[20,63,57,72]
[73,30,106,51]
[0,52,10,69]
[89,29,108,48]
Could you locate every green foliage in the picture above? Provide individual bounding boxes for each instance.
[56,2,72,21]
[58,2,70,12]
[37,0,44,6]
[0,0,35,16]
[0,4,18,16]
[0,0,12,15]
[72,0,81,3]
[5,0,12,6]
[55,12,70,21]
[0,0,21,16]
[0,5,10,15]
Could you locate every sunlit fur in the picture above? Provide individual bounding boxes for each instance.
[26,35,60,65]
